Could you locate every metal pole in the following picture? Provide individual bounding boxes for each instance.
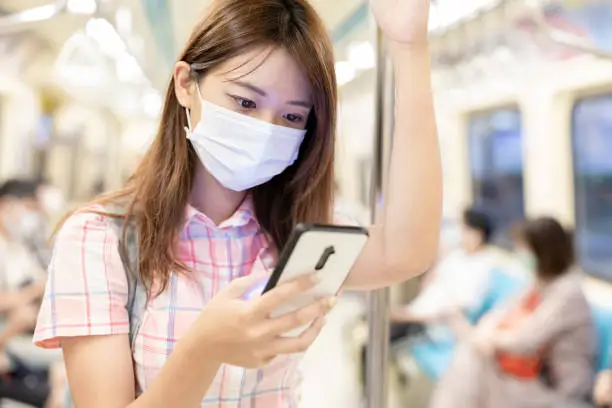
[365,26,392,408]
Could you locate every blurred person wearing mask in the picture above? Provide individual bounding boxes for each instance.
[358,208,497,388]
[432,217,595,408]
[390,207,498,327]
[0,179,47,366]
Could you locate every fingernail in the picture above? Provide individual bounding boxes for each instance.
[310,274,322,284]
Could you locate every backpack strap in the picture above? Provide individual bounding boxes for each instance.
[108,216,147,351]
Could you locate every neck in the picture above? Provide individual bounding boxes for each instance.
[466,244,485,255]
[189,164,247,225]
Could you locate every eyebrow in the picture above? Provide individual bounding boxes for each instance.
[231,80,312,109]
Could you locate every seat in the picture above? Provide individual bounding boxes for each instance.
[591,304,612,372]
[403,267,528,381]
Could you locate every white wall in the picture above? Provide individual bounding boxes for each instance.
[337,69,376,206]
[0,77,40,179]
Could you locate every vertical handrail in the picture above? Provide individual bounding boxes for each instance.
[365,25,391,408]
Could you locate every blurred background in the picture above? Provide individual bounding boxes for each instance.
[0,0,611,407]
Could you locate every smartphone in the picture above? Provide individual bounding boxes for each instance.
[262,223,369,336]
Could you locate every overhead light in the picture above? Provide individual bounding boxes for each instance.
[348,42,375,70]
[67,0,97,15]
[116,52,143,82]
[54,32,111,88]
[142,90,162,118]
[18,5,57,22]
[85,18,126,59]
[115,7,133,34]
[493,46,513,64]
[335,61,355,86]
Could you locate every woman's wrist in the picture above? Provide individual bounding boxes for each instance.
[180,322,224,366]
[388,41,430,64]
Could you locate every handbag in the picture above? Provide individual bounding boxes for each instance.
[495,289,547,380]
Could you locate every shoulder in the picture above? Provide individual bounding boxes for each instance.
[50,206,127,280]
[548,270,586,298]
[56,206,120,244]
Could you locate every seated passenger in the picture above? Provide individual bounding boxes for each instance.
[431,217,595,408]
[0,179,47,353]
[359,209,497,389]
[0,179,64,408]
[390,207,497,330]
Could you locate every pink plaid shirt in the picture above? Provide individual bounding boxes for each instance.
[34,197,352,407]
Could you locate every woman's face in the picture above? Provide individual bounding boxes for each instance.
[175,45,313,131]
[460,224,484,253]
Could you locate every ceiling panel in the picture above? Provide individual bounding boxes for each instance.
[0,1,87,49]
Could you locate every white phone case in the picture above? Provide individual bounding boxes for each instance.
[264,224,369,337]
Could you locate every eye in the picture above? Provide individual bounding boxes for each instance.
[230,95,257,110]
[284,113,304,123]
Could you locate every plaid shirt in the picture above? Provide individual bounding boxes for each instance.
[34,197,345,407]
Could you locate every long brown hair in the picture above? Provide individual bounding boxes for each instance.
[71,0,337,293]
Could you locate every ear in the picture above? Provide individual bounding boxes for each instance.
[173,61,196,109]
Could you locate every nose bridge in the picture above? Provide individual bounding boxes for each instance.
[256,109,282,126]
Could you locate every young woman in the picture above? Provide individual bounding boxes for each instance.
[33,0,442,406]
[432,217,595,408]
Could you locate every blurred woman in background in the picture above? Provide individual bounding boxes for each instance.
[432,217,596,408]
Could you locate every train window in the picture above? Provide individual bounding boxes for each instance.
[468,108,524,245]
[572,96,612,279]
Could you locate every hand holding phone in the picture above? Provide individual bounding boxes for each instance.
[261,223,369,336]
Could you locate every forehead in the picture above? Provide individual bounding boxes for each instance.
[210,46,312,101]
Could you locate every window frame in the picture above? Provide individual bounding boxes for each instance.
[571,93,612,280]
[466,105,526,247]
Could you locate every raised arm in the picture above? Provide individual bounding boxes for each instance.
[346,0,442,290]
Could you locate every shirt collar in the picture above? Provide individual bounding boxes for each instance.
[184,195,257,230]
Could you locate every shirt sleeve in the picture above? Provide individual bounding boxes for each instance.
[33,210,130,349]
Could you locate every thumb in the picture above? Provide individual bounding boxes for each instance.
[224,273,269,298]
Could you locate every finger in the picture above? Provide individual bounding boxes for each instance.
[266,318,326,355]
[224,273,269,298]
[264,297,335,337]
[253,273,319,315]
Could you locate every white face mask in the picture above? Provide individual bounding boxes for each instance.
[1,203,41,241]
[185,84,307,192]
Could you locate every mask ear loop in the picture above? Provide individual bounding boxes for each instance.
[184,80,203,138]
[184,107,192,138]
